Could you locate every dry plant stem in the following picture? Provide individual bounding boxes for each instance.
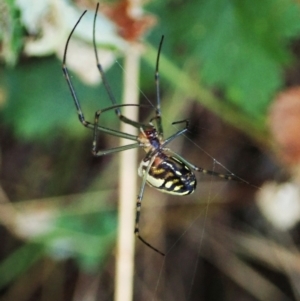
[206,235,293,301]
[203,223,295,301]
[114,44,140,301]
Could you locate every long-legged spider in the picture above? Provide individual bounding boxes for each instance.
[62,3,236,256]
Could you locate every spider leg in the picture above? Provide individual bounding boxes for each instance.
[92,104,143,156]
[92,142,140,156]
[172,119,189,126]
[165,149,236,181]
[63,52,144,141]
[92,3,147,130]
[63,63,141,152]
[62,10,89,127]
[62,9,115,134]
[153,35,165,138]
[160,119,189,147]
[64,58,131,139]
[134,154,165,256]
[62,8,144,154]
[62,7,144,132]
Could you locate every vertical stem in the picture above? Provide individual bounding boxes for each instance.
[114,44,140,301]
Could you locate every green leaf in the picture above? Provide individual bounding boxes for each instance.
[147,0,300,119]
[194,0,300,117]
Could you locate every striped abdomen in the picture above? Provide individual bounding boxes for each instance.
[138,154,196,195]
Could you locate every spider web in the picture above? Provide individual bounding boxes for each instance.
[93,43,300,301]
[0,55,291,301]
[112,55,282,301]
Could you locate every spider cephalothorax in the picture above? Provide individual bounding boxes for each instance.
[62,3,236,256]
[138,126,161,152]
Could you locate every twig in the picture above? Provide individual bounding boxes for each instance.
[114,43,140,301]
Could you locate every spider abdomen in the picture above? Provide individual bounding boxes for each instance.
[138,155,197,195]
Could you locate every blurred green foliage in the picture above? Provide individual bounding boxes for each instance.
[1,0,300,141]
[147,0,300,120]
[0,56,123,140]
[43,210,117,271]
[0,243,44,289]
[0,0,23,65]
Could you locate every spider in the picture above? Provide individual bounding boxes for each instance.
[62,3,236,256]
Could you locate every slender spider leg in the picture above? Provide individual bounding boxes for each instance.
[92,3,147,130]
[172,119,189,127]
[62,10,144,154]
[92,104,144,156]
[92,142,140,156]
[62,10,88,126]
[160,119,190,148]
[134,153,165,256]
[165,149,236,181]
[154,36,165,138]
